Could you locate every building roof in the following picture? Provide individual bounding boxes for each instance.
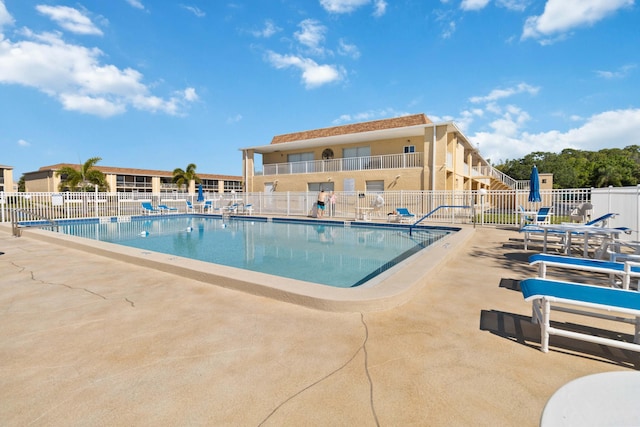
[271,113,432,144]
[242,113,439,154]
[29,164,240,181]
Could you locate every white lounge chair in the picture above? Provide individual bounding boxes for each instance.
[529,253,640,290]
[520,278,640,353]
[158,204,178,213]
[519,224,565,251]
[569,202,593,223]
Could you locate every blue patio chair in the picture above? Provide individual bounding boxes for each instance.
[395,208,415,223]
[141,202,160,215]
[202,200,213,212]
[523,206,552,225]
[186,200,195,211]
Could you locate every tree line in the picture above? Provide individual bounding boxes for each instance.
[495,145,640,189]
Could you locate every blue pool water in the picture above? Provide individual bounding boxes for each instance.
[55,216,453,288]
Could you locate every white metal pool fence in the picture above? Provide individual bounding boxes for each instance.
[1,187,605,226]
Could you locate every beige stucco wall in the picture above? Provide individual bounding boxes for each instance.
[24,171,58,192]
[105,175,117,193]
[539,173,554,190]
[1,168,14,192]
[256,168,425,193]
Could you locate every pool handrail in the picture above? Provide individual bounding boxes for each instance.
[409,205,471,236]
[10,208,59,237]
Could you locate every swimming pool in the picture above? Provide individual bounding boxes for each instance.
[55,216,453,288]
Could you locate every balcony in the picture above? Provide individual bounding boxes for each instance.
[116,182,153,190]
[261,152,423,176]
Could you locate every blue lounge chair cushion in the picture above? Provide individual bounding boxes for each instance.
[529,253,639,274]
[521,278,640,311]
[585,213,616,226]
[141,202,158,212]
[396,208,415,217]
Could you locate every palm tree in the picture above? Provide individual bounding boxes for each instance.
[55,157,109,191]
[172,163,200,191]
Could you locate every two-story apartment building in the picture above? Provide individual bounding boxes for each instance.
[23,164,242,194]
[241,114,509,194]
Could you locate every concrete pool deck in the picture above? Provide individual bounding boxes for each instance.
[1,223,638,425]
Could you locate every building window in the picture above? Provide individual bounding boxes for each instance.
[223,180,243,192]
[343,146,370,158]
[287,152,314,162]
[366,180,384,193]
[308,182,334,192]
[404,145,415,153]
[288,152,314,173]
[343,146,371,170]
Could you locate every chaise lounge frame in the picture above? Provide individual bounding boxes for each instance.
[529,253,640,290]
[520,278,640,353]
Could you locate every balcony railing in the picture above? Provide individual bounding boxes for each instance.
[116,182,153,189]
[261,152,423,176]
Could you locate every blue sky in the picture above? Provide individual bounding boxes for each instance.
[1,0,639,179]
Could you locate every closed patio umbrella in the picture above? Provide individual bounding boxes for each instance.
[197,184,204,202]
[528,165,542,203]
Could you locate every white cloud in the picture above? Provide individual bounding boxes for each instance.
[183,87,198,102]
[471,108,640,163]
[295,19,327,56]
[60,93,126,117]
[460,0,490,11]
[469,82,540,103]
[251,20,281,38]
[434,9,457,39]
[18,139,30,147]
[595,64,636,79]
[36,5,103,36]
[0,1,14,30]
[266,51,344,88]
[488,105,531,137]
[0,29,196,117]
[337,39,360,59]
[373,0,387,17]
[522,0,633,42]
[332,108,412,125]
[125,0,145,10]
[496,0,530,12]
[319,0,386,15]
[226,114,243,124]
[181,5,206,18]
[442,20,456,39]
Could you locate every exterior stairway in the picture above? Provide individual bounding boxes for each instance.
[472,165,518,190]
